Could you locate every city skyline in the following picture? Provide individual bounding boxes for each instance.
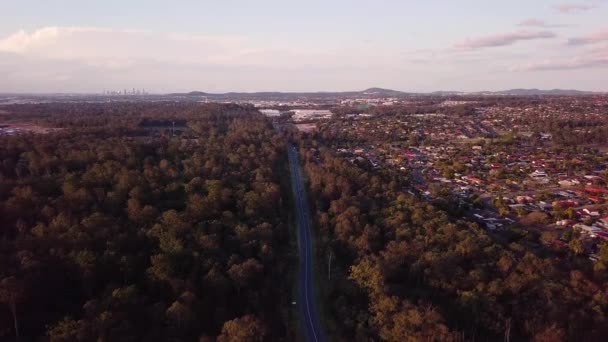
[1,0,608,93]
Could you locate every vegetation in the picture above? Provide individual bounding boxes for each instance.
[0,103,292,341]
[301,142,608,341]
[2,98,608,341]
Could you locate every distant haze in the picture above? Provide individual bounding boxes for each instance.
[1,0,607,93]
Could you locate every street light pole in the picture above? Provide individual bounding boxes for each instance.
[328,250,333,281]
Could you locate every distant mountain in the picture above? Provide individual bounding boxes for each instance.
[430,91,466,96]
[431,89,598,96]
[489,88,597,96]
[179,91,209,96]
[362,87,410,96]
[166,87,600,99]
[169,87,411,98]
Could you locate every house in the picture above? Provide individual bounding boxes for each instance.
[540,133,552,140]
[589,195,603,203]
[401,152,418,160]
[585,187,608,194]
[595,231,608,241]
[538,201,553,211]
[463,175,484,185]
[552,239,568,248]
[509,204,527,210]
[575,224,601,234]
[582,208,600,217]
[555,191,573,198]
[516,195,534,203]
[530,170,550,184]
[556,219,573,226]
[530,170,548,178]
[584,175,603,182]
[553,200,577,208]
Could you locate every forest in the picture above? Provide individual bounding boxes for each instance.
[2,100,608,341]
[0,103,293,341]
[300,140,608,341]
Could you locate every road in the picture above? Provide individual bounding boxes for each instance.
[288,144,324,342]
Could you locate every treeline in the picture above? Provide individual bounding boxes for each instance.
[331,103,476,117]
[534,120,608,146]
[0,103,291,341]
[1,102,257,128]
[301,144,608,341]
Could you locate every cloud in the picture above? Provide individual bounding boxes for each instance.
[454,31,556,49]
[0,26,417,92]
[0,26,409,71]
[568,28,608,45]
[511,47,608,71]
[555,3,595,13]
[0,27,61,53]
[0,27,253,69]
[518,18,549,27]
[517,18,568,28]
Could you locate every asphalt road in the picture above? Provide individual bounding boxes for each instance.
[288,144,324,342]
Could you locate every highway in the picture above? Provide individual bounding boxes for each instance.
[287,144,324,342]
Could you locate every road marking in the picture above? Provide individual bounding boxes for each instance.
[289,146,320,342]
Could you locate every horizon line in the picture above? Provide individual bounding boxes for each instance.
[1,87,607,96]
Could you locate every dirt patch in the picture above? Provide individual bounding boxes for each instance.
[519,211,551,226]
[295,123,317,133]
[576,144,608,153]
[0,122,62,135]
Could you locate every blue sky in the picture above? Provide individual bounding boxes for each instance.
[1,0,607,92]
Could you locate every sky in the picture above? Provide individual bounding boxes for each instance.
[1,0,607,93]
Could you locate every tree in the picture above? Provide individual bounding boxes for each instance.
[166,300,194,329]
[0,277,24,339]
[569,238,584,256]
[217,315,267,342]
[349,257,383,295]
[599,242,608,263]
[227,259,264,293]
[532,324,565,342]
[47,318,92,342]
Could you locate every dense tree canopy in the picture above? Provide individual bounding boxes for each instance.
[0,103,292,341]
